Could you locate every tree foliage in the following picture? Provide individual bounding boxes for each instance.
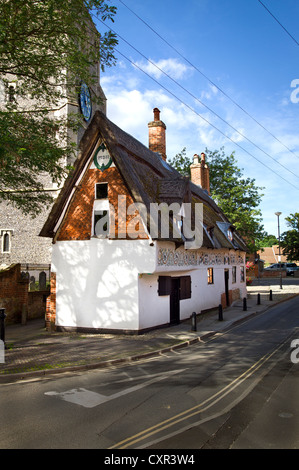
[281,213,299,261]
[258,234,278,247]
[170,147,265,252]
[0,0,117,215]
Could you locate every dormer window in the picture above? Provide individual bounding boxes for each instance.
[173,215,183,239]
[227,228,233,242]
[207,226,214,240]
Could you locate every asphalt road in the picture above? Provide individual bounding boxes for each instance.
[0,296,298,450]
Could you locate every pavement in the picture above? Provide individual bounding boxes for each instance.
[1,278,299,383]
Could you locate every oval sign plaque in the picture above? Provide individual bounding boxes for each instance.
[93,143,112,171]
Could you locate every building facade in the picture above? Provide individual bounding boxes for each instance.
[41,109,248,333]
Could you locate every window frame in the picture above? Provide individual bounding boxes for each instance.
[92,186,109,238]
[158,275,192,300]
[94,210,109,237]
[232,266,237,284]
[95,182,108,200]
[1,230,13,254]
[207,267,214,285]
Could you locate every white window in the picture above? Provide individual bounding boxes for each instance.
[1,230,13,253]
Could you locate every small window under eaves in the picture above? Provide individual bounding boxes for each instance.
[95,183,108,199]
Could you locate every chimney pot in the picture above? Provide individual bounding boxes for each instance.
[193,154,200,164]
[153,107,160,121]
[190,151,210,194]
[148,107,167,161]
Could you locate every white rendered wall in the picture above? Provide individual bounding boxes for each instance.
[52,238,247,332]
[138,243,247,330]
[52,239,156,331]
[138,265,247,330]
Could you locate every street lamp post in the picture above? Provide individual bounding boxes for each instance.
[275,212,282,289]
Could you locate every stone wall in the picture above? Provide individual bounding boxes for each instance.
[0,201,54,268]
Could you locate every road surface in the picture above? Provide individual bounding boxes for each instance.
[0,296,298,449]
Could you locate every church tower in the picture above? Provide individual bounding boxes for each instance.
[0,17,107,280]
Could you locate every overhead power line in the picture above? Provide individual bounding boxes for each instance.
[115,48,299,191]
[98,18,299,183]
[257,0,299,47]
[117,0,299,162]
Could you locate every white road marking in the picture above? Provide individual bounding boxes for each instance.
[44,369,185,408]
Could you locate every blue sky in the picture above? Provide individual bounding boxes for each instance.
[96,0,299,237]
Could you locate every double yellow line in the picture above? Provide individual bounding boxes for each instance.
[109,339,287,449]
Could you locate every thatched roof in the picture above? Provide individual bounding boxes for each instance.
[40,110,247,252]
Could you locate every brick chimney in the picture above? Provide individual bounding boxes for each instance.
[148,108,167,161]
[190,152,210,194]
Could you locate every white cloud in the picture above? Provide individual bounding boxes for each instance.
[200,84,219,101]
[101,63,299,235]
[103,78,221,159]
[133,58,192,81]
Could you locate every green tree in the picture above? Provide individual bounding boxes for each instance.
[0,0,117,215]
[281,213,299,261]
[170,147,265,252]
[258,234,278,247]
[170,147,190,177]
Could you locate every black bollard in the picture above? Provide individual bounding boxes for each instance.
[218,304,223,321]
[191,312,197,331]
[257,293,261,305]
[243,297,247,311]
[0,308,6,345]
[269,289,273,301]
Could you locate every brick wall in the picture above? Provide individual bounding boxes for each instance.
[148,123,166,161]
[261,270,286,278]
[0,264,29,324]
[148,108,167,161]
[221,288,241,308]
[57,166,149,241]
[190,153,210,194]
[46,272,56,331]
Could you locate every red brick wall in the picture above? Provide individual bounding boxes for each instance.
[221,288,241,308]
[148,122,166,161]
[46,272,56,331]
[261,270,286,278]
[0,264,29,324]
[190,155,210,194]
[57,166,148,241]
